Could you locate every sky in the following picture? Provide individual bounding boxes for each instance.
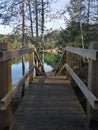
[45,0,70,31]
[0,0,70,35]
[0,24,13,34]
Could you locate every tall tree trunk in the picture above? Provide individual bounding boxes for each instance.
[21,0,25,97]
[41,0,45,67]
[87,0,90,26]
[22,0,25,76]
[80,22,84,49]
[28,0,34,44]
[79,0,84,49]
[78,0,85,65]
[97,0,98,16]
[87,0,90,42]
[22,0,25,48]
[35,0,38,43]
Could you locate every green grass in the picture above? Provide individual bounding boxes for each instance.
[44,53,60,68]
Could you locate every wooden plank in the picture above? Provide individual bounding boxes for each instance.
[55,49,66,75]
[34,48,46,76]
[66,48,71,80]
[29,44,34,82]
[65,64,98,109]
[34,48,42,65]
[0,48,33,61]
[87,42,98,122]
[56,64,65,76]
[65,47,98,60]
[13,77,88,130]
[0,43,13,130]
[0,66,34,110]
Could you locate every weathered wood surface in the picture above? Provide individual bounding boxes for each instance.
[65,46,98,60]
[0,66,34,110]
[13,76,89,130]
[65,64,98,109]
[0,48,33,61]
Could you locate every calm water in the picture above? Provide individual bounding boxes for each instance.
[12,62,53,85]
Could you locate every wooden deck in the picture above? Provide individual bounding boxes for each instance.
[13,76,89,130]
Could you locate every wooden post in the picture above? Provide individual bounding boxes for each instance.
[0,43,13,130]
[34,47,42,76]
[29,44,34,83]
[37,62,42,76]
[66,48,71,82]
[88,42,98,128]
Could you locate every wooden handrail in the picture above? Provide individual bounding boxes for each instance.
[54,48,66,75]
[65,46,98,60]
[0,66,34,110]
[34,48,42,66]
[55,44,98,110]
[65,64,98,110]
[0,48,33,61]
[56,62,98,109]
[55,46,98,76]
[34,47,46,76]
[0,44,45,111]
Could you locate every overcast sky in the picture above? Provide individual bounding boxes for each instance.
[0,0,70,34]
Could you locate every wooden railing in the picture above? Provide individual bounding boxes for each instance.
[55,42,98,122]
[0,43,45,129]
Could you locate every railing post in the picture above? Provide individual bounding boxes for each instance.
[88,42,98,128]
[0,43,13,130]
[37,62,42,76]
[66,47,71,82]
[34,47,42,76]
[29,44,34,83]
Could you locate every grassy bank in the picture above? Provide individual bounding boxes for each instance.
[44,53,60,68]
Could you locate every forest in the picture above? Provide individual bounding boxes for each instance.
[0,0,98,65]
[0,0,98,46]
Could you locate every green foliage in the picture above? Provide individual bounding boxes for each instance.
[44,30,63,49]
[12,54,29,64]
[0,34,32,49]
[61,22,82,47]
[44,22,85,48]
[44,53,60,68]
[0,34,22,49]
[0,22,98,52]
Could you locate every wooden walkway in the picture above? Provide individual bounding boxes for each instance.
[13,76,89,130]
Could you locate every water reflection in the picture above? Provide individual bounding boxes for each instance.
[12,62,53,85]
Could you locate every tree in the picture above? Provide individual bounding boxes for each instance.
[67,0,86,48]
[28,0,34,43]
[41,0,45,65]
[22,0,25,47]
[35,0,39,43]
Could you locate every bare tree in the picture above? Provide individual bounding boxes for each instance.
[22,0,25,48]
[28,0,34,43]
[21,0,25,78]
[41,0,45,66]
[35,0,39,43]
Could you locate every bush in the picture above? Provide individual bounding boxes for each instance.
[44,53,60,68]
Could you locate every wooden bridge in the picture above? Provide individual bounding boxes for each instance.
[0,42,98,130]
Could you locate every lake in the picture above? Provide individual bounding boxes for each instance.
[12,62,53,85]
